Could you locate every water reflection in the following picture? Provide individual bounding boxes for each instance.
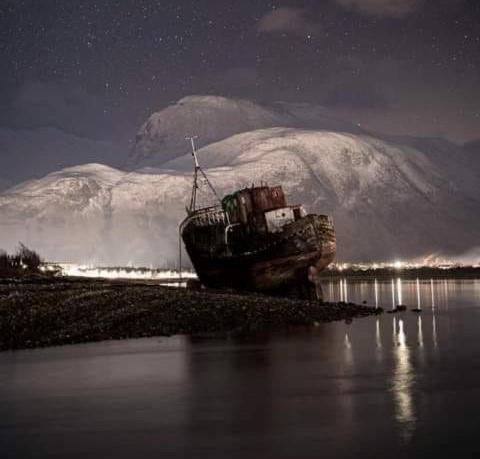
[338,278,350,303]
[344,332,352,350]
[432,312,438,350]
[430,279,438,349]
[475,279,480,302]
[375,318,382,349]
[397,278,403,305]
[430,279,435,309]
[416,279,421,311]
[323,277,464,354]
[417,316,424,348]
[392,318,415,443]
[344,332,353,366]
[321,276,476,443]
[391,279,396,310]
[443,280,449,309]
[324,277,473,319]
[2,280,480,458]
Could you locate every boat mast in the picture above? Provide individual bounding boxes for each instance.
[186,136,220,213]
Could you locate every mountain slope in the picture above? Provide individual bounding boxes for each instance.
[1,128,478,265]
[383,135,480,199]
[128,95,363,168]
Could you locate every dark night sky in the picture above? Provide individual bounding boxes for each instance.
[1,0,479,147]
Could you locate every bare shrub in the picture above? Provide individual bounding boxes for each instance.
[0,244,43,276]
[0,250,8,271]
[17,243,42,271]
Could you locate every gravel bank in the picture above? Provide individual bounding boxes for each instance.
[0,276,381,351]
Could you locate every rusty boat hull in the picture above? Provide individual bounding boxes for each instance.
[181,213,336,298]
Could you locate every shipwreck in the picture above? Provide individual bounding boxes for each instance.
[179,138,336,299]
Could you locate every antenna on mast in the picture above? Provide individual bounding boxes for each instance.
[188,135,200,168]
[185,136,220,213]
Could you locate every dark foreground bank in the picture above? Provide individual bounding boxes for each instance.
[0,276,380,351]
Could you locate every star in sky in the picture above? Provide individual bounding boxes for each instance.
[0,0,479,143]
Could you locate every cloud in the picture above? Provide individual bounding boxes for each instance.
[333,0,422,17]
[257,7,315,35]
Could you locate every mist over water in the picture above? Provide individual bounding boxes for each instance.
[1,279,480,458]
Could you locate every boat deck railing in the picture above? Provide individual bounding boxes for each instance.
[180,205,228,230]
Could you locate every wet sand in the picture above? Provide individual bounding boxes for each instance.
[0,276,380,351]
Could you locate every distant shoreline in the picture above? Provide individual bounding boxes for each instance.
[0,276,380,351]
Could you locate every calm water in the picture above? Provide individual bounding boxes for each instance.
[1,279,480,458]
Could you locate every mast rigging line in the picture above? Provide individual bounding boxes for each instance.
[185,136,221,213]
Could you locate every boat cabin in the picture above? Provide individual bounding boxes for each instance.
[222,185,306,234]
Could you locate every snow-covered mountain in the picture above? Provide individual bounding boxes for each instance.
[382,135,480,200]
[0,163,191,265]
[128,95,363,168]
[1,127,479,265]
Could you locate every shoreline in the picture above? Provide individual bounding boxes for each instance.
[0,276,380,351]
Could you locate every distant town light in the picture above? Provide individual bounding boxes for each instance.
[393,260,404,270]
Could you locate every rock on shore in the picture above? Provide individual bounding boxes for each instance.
[0,277,380,351]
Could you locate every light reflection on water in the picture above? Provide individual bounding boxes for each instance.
[391,278,396,309]
[323,277,480,313]
[1,279,480,458]
[376,318,382,349]
[416,279,421,310]
[323,278,480,359]
[392,318,415,443]
[418,316,424,348]
[325,277,480,445]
